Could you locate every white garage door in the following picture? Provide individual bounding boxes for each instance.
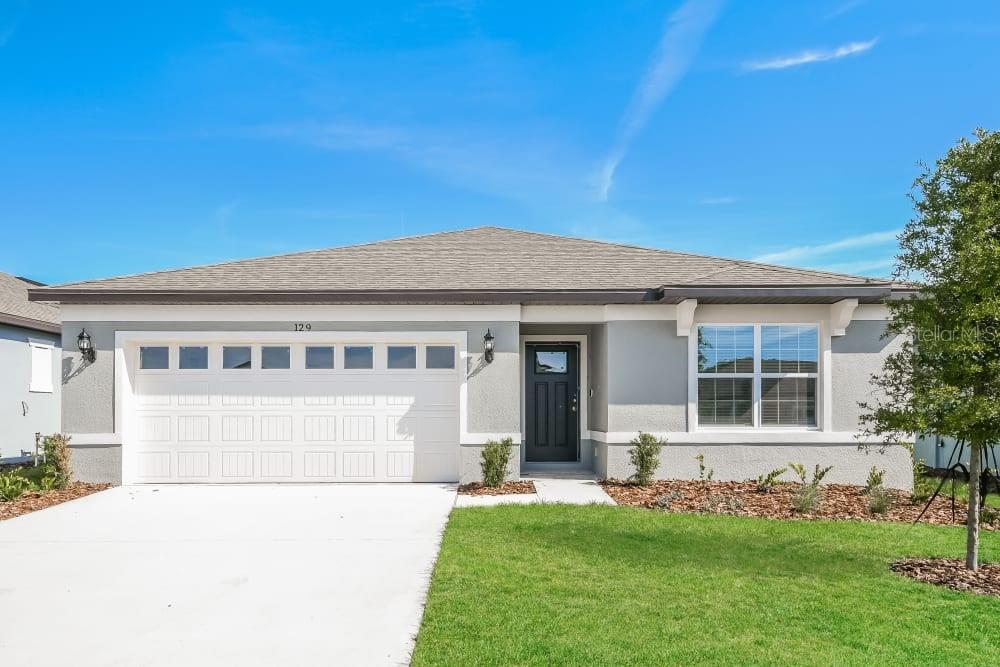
[122,333,463,483]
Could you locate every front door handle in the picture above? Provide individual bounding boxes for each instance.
[570,394,578,412]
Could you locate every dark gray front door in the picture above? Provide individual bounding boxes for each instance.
[525,344,579,462]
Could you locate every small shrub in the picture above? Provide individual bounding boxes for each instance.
[864,466,886,495]
[653,490,683,510]
[628,432,664,486]
[695,454,714,482]
[39,465,62,491]
[700,494,744,515]
[867,485,893,514]
[755,467,787,493]
[789,462,833,485]
[981,506,1000,525]
[791,483,823,514]
[0,471,30,501]
[42,433,72,489]
[480,437,513,488]
[911,457,935,503]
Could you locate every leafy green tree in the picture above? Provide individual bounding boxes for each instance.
[861,129,1000,570]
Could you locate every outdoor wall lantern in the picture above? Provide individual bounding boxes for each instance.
[77,329,95,363]
[483,328,495,364]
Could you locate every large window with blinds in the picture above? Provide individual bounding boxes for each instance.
[697,324,819,428]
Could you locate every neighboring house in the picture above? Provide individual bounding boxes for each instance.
[914,434,999,472]
[29,227,915,488]
[0,272,61,460]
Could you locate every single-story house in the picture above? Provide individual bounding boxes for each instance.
[29,227,914,487]
[1,272,61,460]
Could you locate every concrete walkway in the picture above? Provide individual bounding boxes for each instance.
[455,476,615,508]
[0,484,456,667]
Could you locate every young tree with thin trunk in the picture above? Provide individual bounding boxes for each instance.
[861,129,1000,571]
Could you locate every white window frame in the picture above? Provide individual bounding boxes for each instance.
[28,338,54,393]
[692,323,820,431]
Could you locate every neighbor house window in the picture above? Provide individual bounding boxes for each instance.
[387,345,417,369]
[344,345,374,369]
[261,346,290,369]
[222,346,252,369]
[696,324,818,428]
[179,346,208,369]
[425,345,455,369]
[305,346,334,369]
[140,346,169,370]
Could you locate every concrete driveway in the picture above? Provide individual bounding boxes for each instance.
[0,484,456,666]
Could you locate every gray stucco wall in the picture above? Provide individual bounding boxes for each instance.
[606,320,687,433]
[832,319,904,432]
[0,325,61,459]
[597,441,912,489]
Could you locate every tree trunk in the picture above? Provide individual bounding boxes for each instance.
[966,441,982,571]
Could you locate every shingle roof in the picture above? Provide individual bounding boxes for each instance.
[0,272,60,332]
[31,227,905,304]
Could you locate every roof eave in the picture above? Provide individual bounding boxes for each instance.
[28,288,662,306]
[657,285,900,304]
[0,312,61,334]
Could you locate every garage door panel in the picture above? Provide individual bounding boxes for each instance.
[303,415,337,441]
[260,451,294,478]
[128,339,461,483]
[221,415,254,442]
[221,451,254,479]
[177,451,210,478]
[342,415,375,442]
[342,451,375,478]
[303,451,337,478]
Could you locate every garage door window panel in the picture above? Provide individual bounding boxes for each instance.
[306,346,335,370]
[261,346,291,370]
[223,346,252,370]
[179,346,209,370]
[140,346,170,370]
[387,345,417,370]
[425,345,455,370]
[344,345,374,370]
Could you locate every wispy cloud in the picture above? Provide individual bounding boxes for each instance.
[699,196,736,205]
[813,257,895,276]
[753,229,899,264]
[743,38,877,71]
[595,0,724,201]
[250,120,585,206]
[825,0,868,20]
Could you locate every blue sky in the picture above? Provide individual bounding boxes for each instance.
[1,1,998,285]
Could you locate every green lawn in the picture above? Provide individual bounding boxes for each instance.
[412,505,1000,666]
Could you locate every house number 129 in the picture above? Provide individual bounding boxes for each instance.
[293,323,312,331]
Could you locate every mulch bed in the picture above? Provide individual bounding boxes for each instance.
[600,479,998,528]
[0,482,110,521]
[891,558,1000,597]
[458,481,536,496]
